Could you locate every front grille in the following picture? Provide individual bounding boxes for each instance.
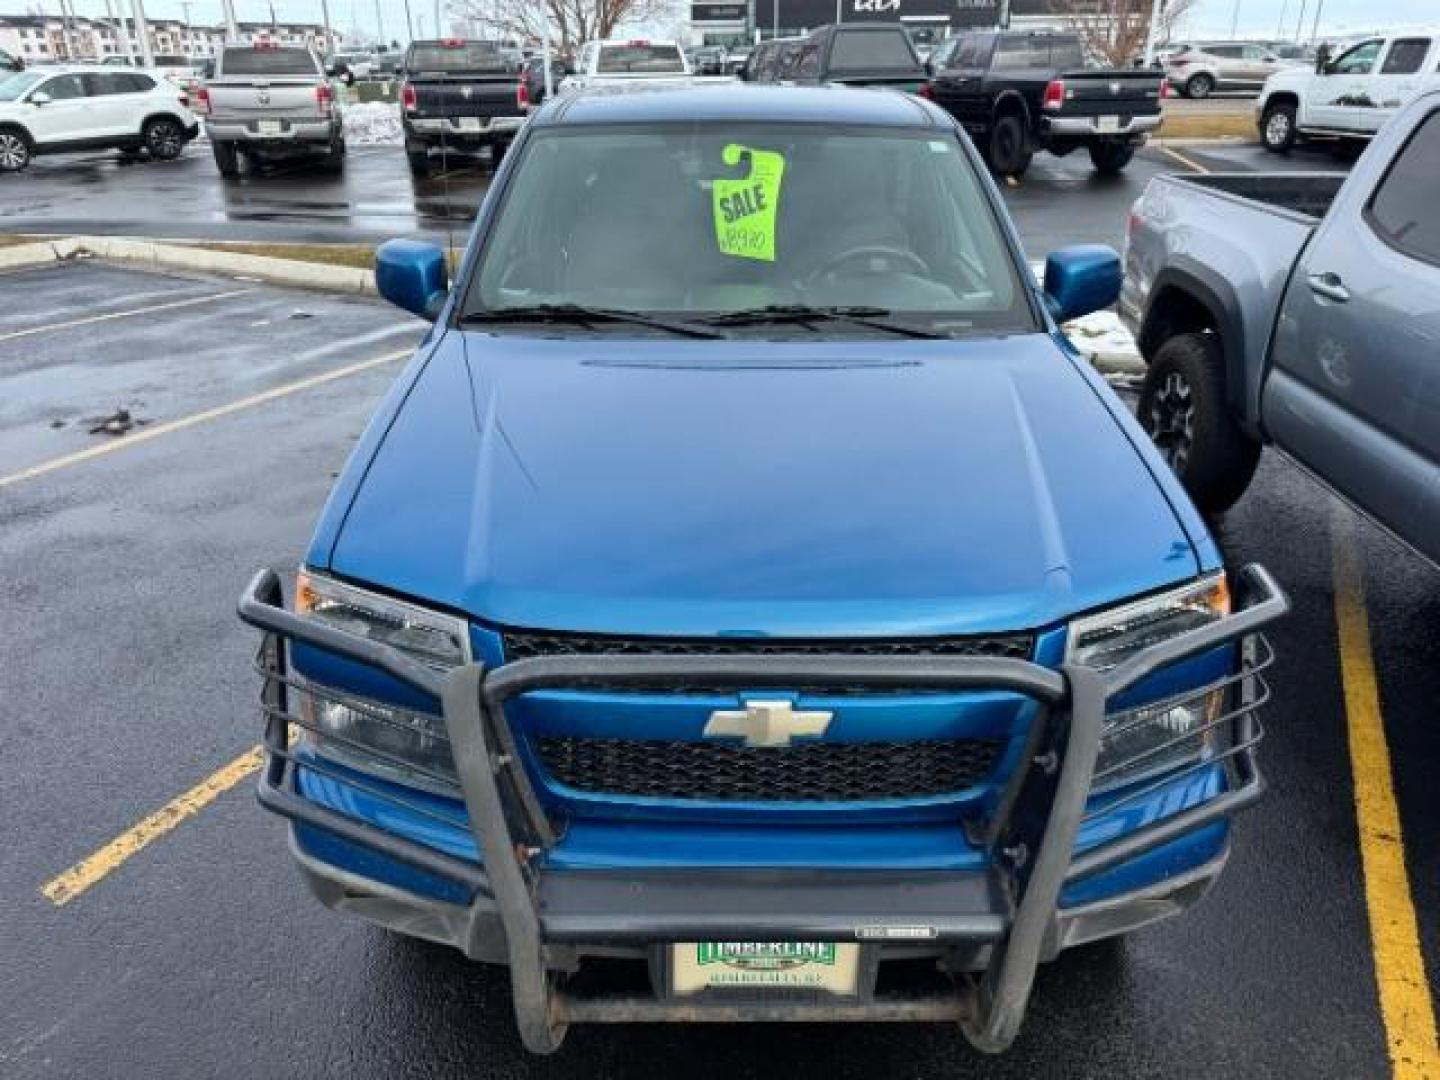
[502,630,1034,663]
[536,737,1005,802]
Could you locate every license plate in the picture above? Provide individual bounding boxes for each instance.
[1097,115,1121,133]
[257,119,283,136]
[456,116,482,131]
[671,942,860,996]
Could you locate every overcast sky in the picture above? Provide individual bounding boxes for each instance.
[36,0,1440,46]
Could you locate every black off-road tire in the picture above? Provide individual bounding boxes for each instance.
[1185,72,1215,99]
[1088,141,1135,174]
[987,113,1032,178]
[1139,332,1262,514]
[143,117,186,160]
[212,140,240,177]
[1260,102,1297,153]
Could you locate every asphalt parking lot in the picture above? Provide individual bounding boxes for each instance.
[3,135,1437,1079]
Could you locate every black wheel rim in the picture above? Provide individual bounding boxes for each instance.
[1148,371,1196,472]
[148,122,181,157]
[0,132,26,170]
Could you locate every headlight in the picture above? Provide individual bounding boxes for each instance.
[295,570,470,793]
[1067,573,1231,791]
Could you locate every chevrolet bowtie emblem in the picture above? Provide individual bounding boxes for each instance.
[704,700,833,748]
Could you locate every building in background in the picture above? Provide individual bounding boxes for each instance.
[689,0,1099,50]
[0,13,339,63]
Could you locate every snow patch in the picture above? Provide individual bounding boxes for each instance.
[1063,308,1144,373]
[344,102,404,146]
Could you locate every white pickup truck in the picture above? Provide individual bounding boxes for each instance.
[197,43,345,176]
[1257,30,1440,153]
[559,39,693,94]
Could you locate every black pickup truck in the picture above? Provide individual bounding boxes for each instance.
[756,23,927,92]
[922,30,1165,176]
[399,39,523,176]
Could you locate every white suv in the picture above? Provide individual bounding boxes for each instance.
[1257,32,1440,152]
[0,65,199,173]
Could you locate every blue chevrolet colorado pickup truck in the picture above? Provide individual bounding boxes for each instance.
[239,84,1287,1053]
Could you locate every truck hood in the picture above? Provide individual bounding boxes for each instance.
[325,332,1202,637]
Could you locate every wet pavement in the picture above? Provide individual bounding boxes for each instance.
[0,139,1420,1080]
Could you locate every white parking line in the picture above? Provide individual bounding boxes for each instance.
[0,348,411,490]
[0,289,253,345]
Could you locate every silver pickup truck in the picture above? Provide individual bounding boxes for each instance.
[1122,89,1440,567]
[199,44,344,176]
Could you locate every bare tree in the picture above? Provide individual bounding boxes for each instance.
[1041,0,1198,67]
[450,0,675,50]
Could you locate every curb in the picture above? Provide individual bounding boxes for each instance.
[0,235,375,295]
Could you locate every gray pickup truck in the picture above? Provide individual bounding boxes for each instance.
[1122,90,1440,566]
[200,44,344,176]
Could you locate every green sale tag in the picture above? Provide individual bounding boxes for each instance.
[712,144,785,262]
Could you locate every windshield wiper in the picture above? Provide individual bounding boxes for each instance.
[459,303,725,339]
[698,305,946,339]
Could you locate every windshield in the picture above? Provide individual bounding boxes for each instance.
[406,41,510,73]
[0,71,43,101]
[466,122,1033,335]
[597,44,684,73]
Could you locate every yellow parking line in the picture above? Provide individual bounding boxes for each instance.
[1159,145,1209,174]
[1332,510,1440,1079]
[41,746,265,906]
[0,348,411,491]
[0,288,253,344]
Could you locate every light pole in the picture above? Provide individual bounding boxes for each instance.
[1228,0,1239,38]
[320,0,334,52]
[1142,0,1164,68]
[131,0,154,65]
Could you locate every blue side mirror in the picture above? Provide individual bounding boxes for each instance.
[1043,244,1122,324]
[375,238,449,321]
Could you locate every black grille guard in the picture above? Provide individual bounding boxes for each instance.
[238,564,1288,1054]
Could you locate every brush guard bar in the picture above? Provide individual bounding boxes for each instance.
[239,564,1287,1054]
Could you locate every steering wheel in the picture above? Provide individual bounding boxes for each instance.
[806,245,931,286]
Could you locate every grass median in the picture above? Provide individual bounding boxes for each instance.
[1159,111,1257,141]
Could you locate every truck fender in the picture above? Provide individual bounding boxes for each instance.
[1137,260,1261,439]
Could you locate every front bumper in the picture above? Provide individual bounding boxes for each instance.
[239,565,1286,1053]
[1045,114,1163,137]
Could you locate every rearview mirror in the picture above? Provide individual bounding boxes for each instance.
[29,91,50,106]
[1043,245,1121,324]
[376,238,449,321]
